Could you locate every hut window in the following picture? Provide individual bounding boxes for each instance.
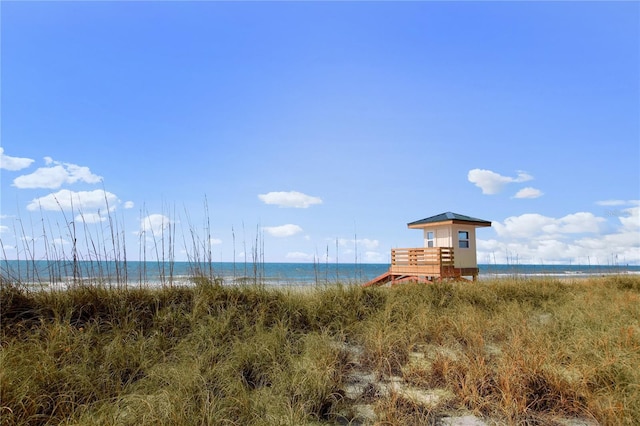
[426,231,434,248]
[458,231,469,248]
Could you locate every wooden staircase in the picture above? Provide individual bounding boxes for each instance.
[363,272,393,287]
[363,272,437,287]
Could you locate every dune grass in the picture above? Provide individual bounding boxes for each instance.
[1,275,639,425]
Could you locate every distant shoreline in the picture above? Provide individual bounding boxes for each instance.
[2,259,638,290]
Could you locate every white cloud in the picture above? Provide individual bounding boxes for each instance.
[75,213,106,224]
[467,169,533,195]
[554,212,606,234]
[140,214,172,236]
[15,165,69,189]
[123,201,135,209]
[263,224,303,237]
[27,189,119,212]
[493,212,605,240]
[210,238,223,245]
[0,148,34,171]
[493,214,554,239]
[13,158,102,189]
[258,191,322,208]
[619,207,639,232]
[479,236,639,265]
[0,225,9,234]
[513,187,543,199]
[478,210,638,265]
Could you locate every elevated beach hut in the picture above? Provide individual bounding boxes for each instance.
[364,212,491,286]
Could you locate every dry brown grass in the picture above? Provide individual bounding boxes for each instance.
[1,276,639,425]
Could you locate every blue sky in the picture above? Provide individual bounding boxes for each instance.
[1,1,638,265]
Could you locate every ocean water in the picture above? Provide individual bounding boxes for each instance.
[2,260,639,289]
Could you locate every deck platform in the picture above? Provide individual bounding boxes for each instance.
[362,247,479,287]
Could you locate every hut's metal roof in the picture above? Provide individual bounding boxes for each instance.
[408,212,492,228]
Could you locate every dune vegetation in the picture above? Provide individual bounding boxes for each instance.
[1,275,639,425]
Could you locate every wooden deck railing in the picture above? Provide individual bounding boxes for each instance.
[364,247,480,286]
[391,247,454,266]
[390,247,454,275]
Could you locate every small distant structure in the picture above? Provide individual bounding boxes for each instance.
[364,212,491,287]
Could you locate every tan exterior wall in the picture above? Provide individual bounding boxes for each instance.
[453,225,477,269]
[436,227,451,247]
[422,226,452,248]
[421,224,478,269]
